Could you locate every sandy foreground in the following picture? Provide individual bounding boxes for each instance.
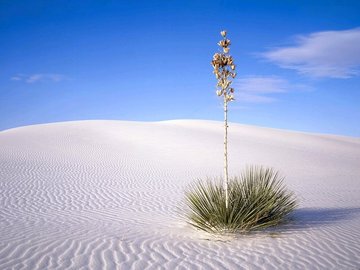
[0,119,359,269]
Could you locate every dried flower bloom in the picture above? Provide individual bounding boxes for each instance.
[218,39,231,48]
[211,31,236,102]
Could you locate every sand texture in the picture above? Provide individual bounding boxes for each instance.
[0,120,359,269]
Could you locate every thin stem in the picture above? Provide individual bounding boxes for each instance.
[224,97,229,209]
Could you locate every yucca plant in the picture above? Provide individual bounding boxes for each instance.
[185,166,297,234]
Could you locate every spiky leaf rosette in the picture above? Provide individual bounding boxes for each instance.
[185,166,297,234]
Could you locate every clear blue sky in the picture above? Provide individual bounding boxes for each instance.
[1,0,360,136]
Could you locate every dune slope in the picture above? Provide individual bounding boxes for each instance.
[0,120,359,269]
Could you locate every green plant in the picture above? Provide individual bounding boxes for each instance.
[185,166,297,234]
[211,30,237,209]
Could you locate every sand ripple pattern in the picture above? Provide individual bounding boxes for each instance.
[1,120,360,269]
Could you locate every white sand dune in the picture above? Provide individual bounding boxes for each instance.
[0,119,359,269]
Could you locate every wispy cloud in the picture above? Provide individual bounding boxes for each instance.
[261,28,360,78]
[233,75,308,103]
[10,73,67,83]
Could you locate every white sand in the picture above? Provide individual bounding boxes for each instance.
[0,119,359,269]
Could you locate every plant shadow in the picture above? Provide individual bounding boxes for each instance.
[268,207,360,234]
[199,208,360,241]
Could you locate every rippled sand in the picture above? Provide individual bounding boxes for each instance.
[1,120,359,269]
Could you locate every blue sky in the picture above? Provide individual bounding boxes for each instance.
[1,0,360,136]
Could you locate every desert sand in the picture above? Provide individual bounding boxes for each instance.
[0,120,359,269]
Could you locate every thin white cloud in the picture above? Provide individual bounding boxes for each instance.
[262,28,360,78]
[10,76,22,81]
[10,73,67,83]
[234,76,292,103]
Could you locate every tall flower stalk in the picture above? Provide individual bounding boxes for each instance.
[211,30,236,209]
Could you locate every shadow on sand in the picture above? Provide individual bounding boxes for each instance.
[201,208,360,241]
[274,207,360,233]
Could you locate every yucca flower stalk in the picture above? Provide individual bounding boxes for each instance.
[211,30,236,209]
